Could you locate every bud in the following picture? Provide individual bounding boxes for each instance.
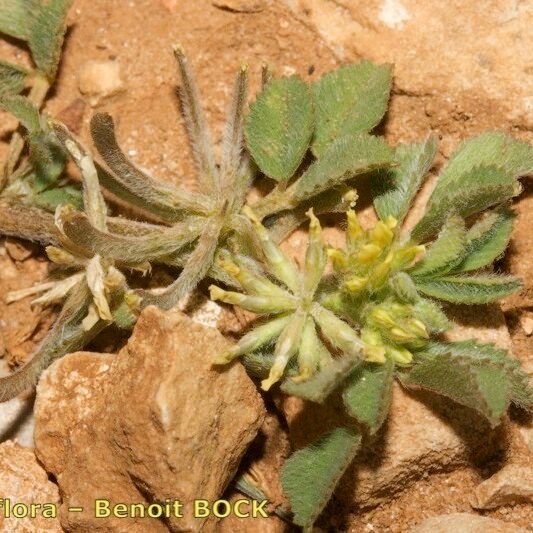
[209,285,296,313]
[388,326,416,343]
[327,248,347,270]
[405,318,429,339]
[370,220,394,248]
[344,276,368,294]
[346,209,363,248]
[357,243,382,264]
[242,206,300,292]
[385,345,413,365]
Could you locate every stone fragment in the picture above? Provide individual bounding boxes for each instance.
[471,463,533,510]
[212,0,266,13]
[0,393,34,447]
[0,440,62,532]
[409,512,527,533]
[78,60,124,104]
[34,306,265,532]
[4,239,35,261]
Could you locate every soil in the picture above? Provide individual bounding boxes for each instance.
[0,0,531,531]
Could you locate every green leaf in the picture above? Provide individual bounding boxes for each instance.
[245,76,313,181]
[342,359,394,433]
[0,0,36,40]
[433,132,533,198]
[291,133,393,203]
[28,131,67,185]
[281,355,361,403]
[421,341,532,410]
[414,273,522,304]
[0,59,28,95]
[0,95,40,132]
[28,0,72,79]
[455,208,514,272]
[412,165,519,241]
[312,62,392,157]
[281,426,362,529]
[31,184,82,211]
[400,341,532,425]
[373,136,437,224]
[410,215,466,278]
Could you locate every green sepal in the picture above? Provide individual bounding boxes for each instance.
[413,273,522,304]
[342,358,394,434]
[245,75,314,182]
[312,62,392,157]
[281,426,362,530]
[373,136,437,224]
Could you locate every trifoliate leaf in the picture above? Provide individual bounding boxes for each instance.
[281,355,361,403]
[412,165,519,241]
[0,0,36,40]
[373,136,437,224]
[291,133,393,203]
[433,132,533,198]
[410,215,466,278]
[28,0,72,79]
[245,76,313,181]
[281,426,362,529]
[455,208,514,272]
[312,62,392,157]
[400,341,532,425]
[342,359,394,434]
[421,341,532,410]
[0,59,28,95]
[414,273,522,304]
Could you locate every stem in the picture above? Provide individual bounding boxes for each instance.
[252,186,293,220]
[1,72,50,190]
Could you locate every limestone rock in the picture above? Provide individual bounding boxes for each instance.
[34,306,265,532]
[281,0,533,146]
[0,394,34,447]
[0,440,62,532]
[409,512,527,533]
[78,60,124,104]
[471,463,533,510]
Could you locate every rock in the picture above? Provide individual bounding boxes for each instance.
[4,239,35,262]
[78,60,124,104]
[281,0,533,145]
[281,381,506,511]
[34,306,265,532]
[409,512,527,533]
[0,440,62,532]
[471,463,533,510]
[212,0,266,13]
[0,393,34,447]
